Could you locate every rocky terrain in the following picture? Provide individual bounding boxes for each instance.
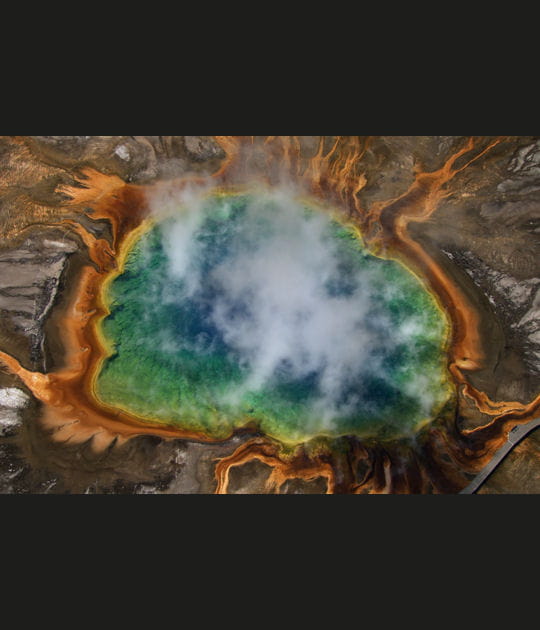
[0,135,538,493]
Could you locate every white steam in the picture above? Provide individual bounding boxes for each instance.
[147,183,445,432]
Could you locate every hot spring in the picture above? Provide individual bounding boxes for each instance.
[95,190,452,443]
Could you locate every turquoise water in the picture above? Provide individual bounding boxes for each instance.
[96,192,451,443]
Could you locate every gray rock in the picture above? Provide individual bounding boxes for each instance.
[0,230,78,370]
[497,139,540,194]
[0,387,29,436]
[184,136,225,161]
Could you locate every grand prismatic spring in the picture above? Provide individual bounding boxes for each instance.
[0,136,539,493]
[96,192,451,443]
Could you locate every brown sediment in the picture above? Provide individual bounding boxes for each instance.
[0,136,538,492]
[214,437,335,494]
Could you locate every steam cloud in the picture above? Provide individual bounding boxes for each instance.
[147,182,444,433]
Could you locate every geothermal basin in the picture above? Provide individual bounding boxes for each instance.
[95,190,452,444]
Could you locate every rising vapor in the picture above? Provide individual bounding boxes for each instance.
[145,182,447,435]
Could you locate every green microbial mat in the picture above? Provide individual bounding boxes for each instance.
[95,192,452,443]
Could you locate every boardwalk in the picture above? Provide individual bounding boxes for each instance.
[459,416,540,494]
